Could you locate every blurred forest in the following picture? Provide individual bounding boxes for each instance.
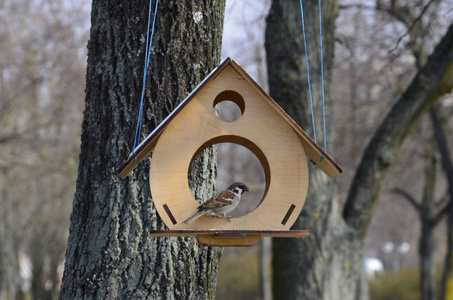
[1,0,453,299]
[0,1,88,299]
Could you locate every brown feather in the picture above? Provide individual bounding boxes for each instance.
[198,190,235,211]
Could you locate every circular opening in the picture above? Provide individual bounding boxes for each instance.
[214,101,242,122]
[213,90,245,123]
[188,137,269,218]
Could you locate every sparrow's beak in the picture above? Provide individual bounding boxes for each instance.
[244,186,250,192]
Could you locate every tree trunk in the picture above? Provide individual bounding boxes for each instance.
[259,237,272,300]
[393,150,443,300]
[59,1,225,299]
[266,1,365,299]
[431,106,453,300]
[0,169,17,300]
[0,217,16,300]
[419,148,441,300]
[420,218,437,300]
[266,0,453,298]
[343,23,453,238]
[30,239,46,300]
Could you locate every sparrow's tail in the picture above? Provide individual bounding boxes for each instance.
[183,210,207,224]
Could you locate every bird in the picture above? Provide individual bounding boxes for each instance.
[182,182,250,224]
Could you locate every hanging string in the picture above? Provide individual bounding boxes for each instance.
[318,0,327,154]
[299,0,317,144]
[299,0,328,156]
[132,0,159,162]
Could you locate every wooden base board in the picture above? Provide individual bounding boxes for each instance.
[150,230,309,247]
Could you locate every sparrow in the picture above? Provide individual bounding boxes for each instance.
[182,182,250,224]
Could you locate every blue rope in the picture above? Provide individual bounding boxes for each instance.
[132,0,159,162]
[299,0,317,144]
[318,0,327,153]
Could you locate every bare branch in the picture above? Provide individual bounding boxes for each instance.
[433,193,450,224]
[339,4,375,10]
[389,0,437,51]
[391,187,421,212]
[343,22,453,238]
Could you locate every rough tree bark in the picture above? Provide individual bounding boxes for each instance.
[431,106,453,300]
[266,0,453,298]
[266,1,365,299]
[59,1,225,299]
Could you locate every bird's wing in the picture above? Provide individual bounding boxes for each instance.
[197,190,235,211]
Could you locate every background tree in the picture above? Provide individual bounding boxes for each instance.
[431,105,453,299]
[266,0,453,299]
[59,1,226,299]
[336,1,453,298]
[266,1,361,299]
[392,150,447,300]
[377,2,452,298]
[0,1,88,299]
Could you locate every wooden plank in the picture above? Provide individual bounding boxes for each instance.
[197,234,261,247]
[150,229,309,247]
[119,57,342,179]
[229,60,343,178]
[148,64,310,230]
[117,58,233,178]
[149,229,309,238]
[118,131,162,179]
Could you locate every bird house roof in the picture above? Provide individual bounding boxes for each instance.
[119,58,342,179]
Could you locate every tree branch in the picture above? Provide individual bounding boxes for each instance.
[343,22,453,238]
[339,4,375,10]
[433,193,449,225]
[431,104,453,227]
[389,0,437,52]
[391,187,421,212]
[433,104,453,300]
[431,106,453,188]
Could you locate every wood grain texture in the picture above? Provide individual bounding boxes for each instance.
[229,61,342,178]
[118,59,232,178]
[149,64,309,231]
[117,59,343,239]
[118,59,342,179]
[149,229,310,237]
[150,230,309,247]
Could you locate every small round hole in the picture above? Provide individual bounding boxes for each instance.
[213,90,245,123]
[214,101,242,122]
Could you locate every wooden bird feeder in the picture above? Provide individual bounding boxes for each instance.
[118,58,342,247]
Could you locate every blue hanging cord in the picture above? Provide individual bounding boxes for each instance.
[132,0,159,163]
[318,0,327,153]
[299,0,317,144]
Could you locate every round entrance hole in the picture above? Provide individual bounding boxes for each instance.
[188,138,268,218]
[213,90,245,123]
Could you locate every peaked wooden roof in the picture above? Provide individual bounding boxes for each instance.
[118,58,342,179]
